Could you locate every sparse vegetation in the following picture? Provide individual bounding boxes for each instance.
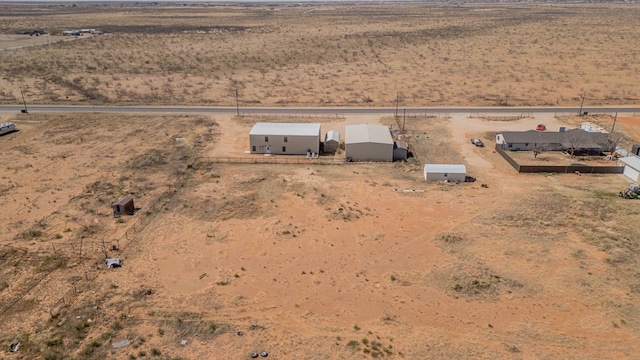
[0,4,638,107]
[0,4,640,359]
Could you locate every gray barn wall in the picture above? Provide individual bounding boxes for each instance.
[346,143,393,162]
[425,172,466,182]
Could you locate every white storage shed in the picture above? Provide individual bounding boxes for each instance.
[324,130,340,153]
[249,122,321,155]
[619,156,640,182]
[345,124,393,162]
[424,164,467,182]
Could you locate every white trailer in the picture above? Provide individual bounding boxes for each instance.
[0,123,16,136]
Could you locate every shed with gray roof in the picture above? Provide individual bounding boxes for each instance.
[618,156,640,182]
[345,124,393,162]
[393,141,408,161]
[249,122,321,155]
[324,130,340,153]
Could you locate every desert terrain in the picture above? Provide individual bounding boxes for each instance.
[1,109,640,360]
[2,2,640,360]
[0,2,639,107]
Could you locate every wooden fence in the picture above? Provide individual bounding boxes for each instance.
[495,144,624,174]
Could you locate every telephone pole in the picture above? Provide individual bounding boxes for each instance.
[20,89,28,114]
[578,90,587,116]
[402,108,406,134]
[611,112,618,133]
[395,92,399,118]
[235,88,239,117]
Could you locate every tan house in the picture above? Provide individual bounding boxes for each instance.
[249,123,321,155]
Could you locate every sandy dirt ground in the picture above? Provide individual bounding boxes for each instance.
[1,3,639,359]
[1,111,640,360]
[0,34,71,52]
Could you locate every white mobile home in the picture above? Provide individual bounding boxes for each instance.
[424,164,467,182]
[249,122,320,155]
[345,124,393,162]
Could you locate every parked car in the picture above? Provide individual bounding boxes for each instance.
[536,124,546,131]
[470,138,484,147]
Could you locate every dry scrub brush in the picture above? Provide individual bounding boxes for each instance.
[0,3,639,106]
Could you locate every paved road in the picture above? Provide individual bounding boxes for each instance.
[1,104,640,115]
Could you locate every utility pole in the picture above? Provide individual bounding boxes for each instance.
[402,108,406,134]
[235,88,239,117]
[578,90,587,116]
[395,92,399,118]
[611,112,618,133]
[20,89,28,114]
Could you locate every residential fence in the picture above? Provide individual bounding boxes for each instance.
[495,145,521,171]
[469,113,532,121]
[237,113,347,120]
[495,144,624,174]
[518,164,624,174]
[197,156,349,165]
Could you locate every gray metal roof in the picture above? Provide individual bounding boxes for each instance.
[620,156,640,170]
[345,124,393,145]
[499,129,609,149]
[424,164,467,174]
[325,130,340,143]
[250,122,321,137]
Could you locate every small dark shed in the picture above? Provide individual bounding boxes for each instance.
[393,141,408,161]
[112,196,135,217]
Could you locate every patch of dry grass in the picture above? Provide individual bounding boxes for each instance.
[1,3,639,106]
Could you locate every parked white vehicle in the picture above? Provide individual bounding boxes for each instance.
[470,138,484,147]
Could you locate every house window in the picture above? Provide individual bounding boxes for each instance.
[265,136,269,142]
[252,146,256,152]
[284,136,288,143]
[282,146,286,152]
[508,144,513,148]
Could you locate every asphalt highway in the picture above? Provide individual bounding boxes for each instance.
[1,104,640,115]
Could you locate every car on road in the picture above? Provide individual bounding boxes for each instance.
[536,124,546,131]
[470,138,484,147]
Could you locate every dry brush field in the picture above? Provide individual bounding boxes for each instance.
[1,110,640,359]
[0,2,639,107]
[2,2,640,360]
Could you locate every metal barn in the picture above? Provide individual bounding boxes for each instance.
[424,164,467,182]
[249,123,321,155]
[345,124,393,162]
